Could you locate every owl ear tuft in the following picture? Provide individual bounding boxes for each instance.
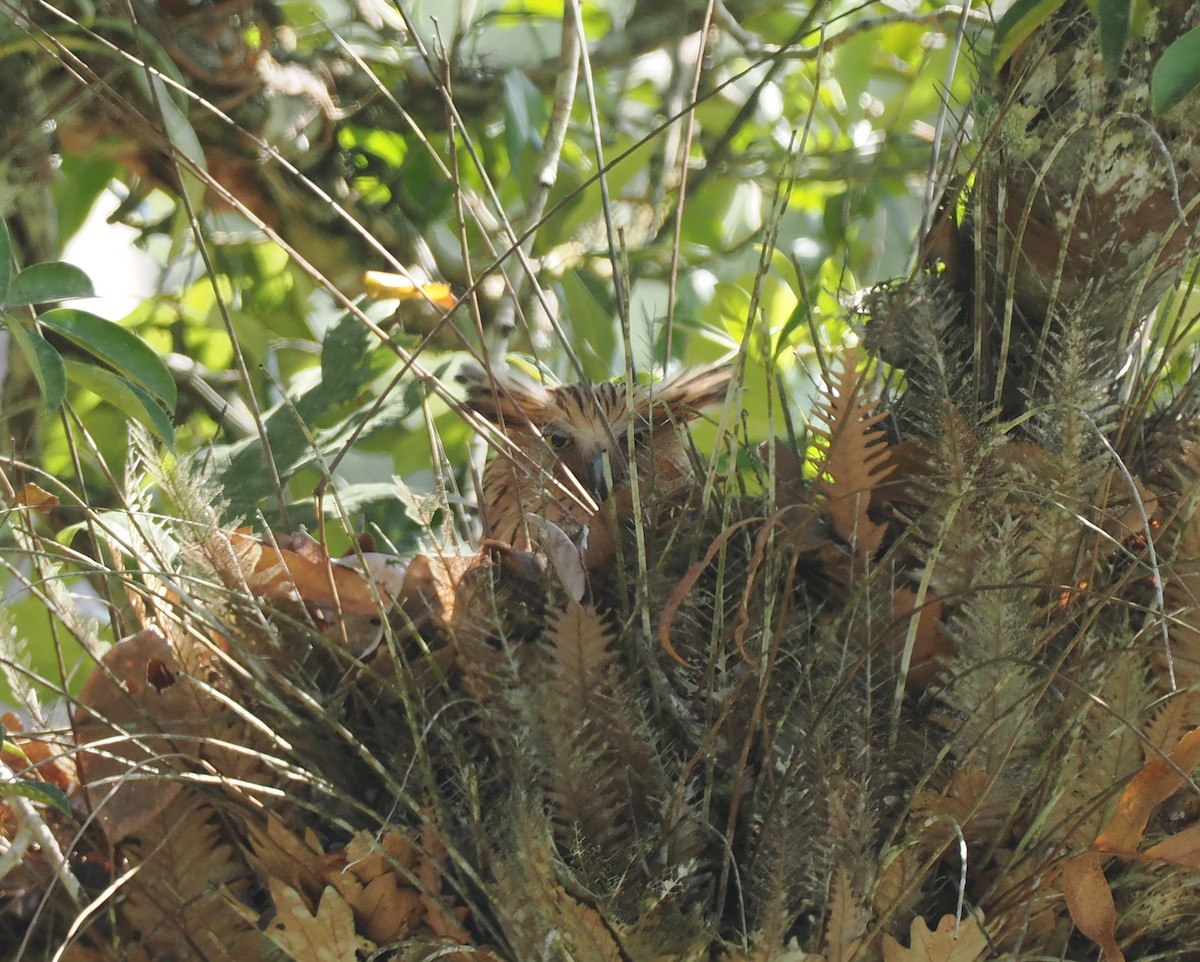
[458,364,555,426]
[636,363,732,424]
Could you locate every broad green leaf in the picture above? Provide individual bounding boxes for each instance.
[0,217,10,304]
[151,75,207,212]
[1130,0,1150,36]
[7,262,95,306]
[53,155,120,245]
[1152,26,1200,115]
[4,318,66,409]
[64,358,175,449]
[1096,0,1130,79]
[0,779,74,818]
[992,0,1068,74]
[38,308,177,408]
[503,69,547,191]
[774,300,810,360]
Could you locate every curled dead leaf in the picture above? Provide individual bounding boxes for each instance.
[1094,724,1200,854]
[1061,852,1125,962]
[16,482,58,513]
[73,627,227,844]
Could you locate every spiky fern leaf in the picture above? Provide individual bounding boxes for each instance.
[809,349,895,559]
[532,602,677,896]
[96,796,260,962]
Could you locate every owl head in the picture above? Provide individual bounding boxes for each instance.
[458,363,731,545]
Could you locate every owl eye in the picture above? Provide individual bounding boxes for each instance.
[544,432,574,451]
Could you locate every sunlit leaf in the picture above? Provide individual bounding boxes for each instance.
[38,308,177,409]
[1152,26,1200,115]
[150,74,207,211]
[0,779,74,817]
[64,358,176,449]
[7,262,95,306]
[363,271,456,309]
[0,217,11,304]
[16,482,59,513]
[992,0,1068,74]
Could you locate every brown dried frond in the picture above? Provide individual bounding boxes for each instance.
[538,603,659,866]
[245,812,486,958]
[491,810,625,962]
[118,795,260,962]
[809,349,895,557]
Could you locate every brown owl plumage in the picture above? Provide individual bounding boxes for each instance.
[459,364,731,550]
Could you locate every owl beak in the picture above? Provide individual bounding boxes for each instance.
[588,453,610,504]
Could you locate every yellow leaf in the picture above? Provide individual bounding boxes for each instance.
[881,913,988,962]
[16,481,58,513]
[363,270,456,309]
[265,880,374,962]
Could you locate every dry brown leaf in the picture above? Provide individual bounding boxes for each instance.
[344,828,418,882]
[337,829,426,943]
[1139,691,1200,763]
[1,712,74,791]
[264,879,374,962]
[889,588,948,690]
[416,820,470,943]
[399,551,486,636]
[73,627,226,844]
[872,847,923,921]
[1061,852,1125,962]
[880,913,989,962]
[245,812,328,904]
[1094,724,1200,853]
[1142,819,1200,870]
[824,868,868,962]
[492,824,624,962]
[351,872,424,944]
[810,349,895,557]
[120,794,259,962]
[228,529,389,614]
[546,602,619,708]
[16,481,58,513]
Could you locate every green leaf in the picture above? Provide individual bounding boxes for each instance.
[1152,26,1200,115]
[64,358,176,449]
[38,308,177,409]
[774,300,810,361]
[503,69,547,191]
[991,0,1068,74]
[0,218,11,304]
[1096,0,1130,79]
[4,318,66,409]
[151,75,207,211]
[7,262,95,306]
[0,779,74,818]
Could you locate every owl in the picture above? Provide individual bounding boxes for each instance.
[459,363,731,550]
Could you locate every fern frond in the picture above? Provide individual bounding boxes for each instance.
[809,349,895,556]
[119,796,260,962]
